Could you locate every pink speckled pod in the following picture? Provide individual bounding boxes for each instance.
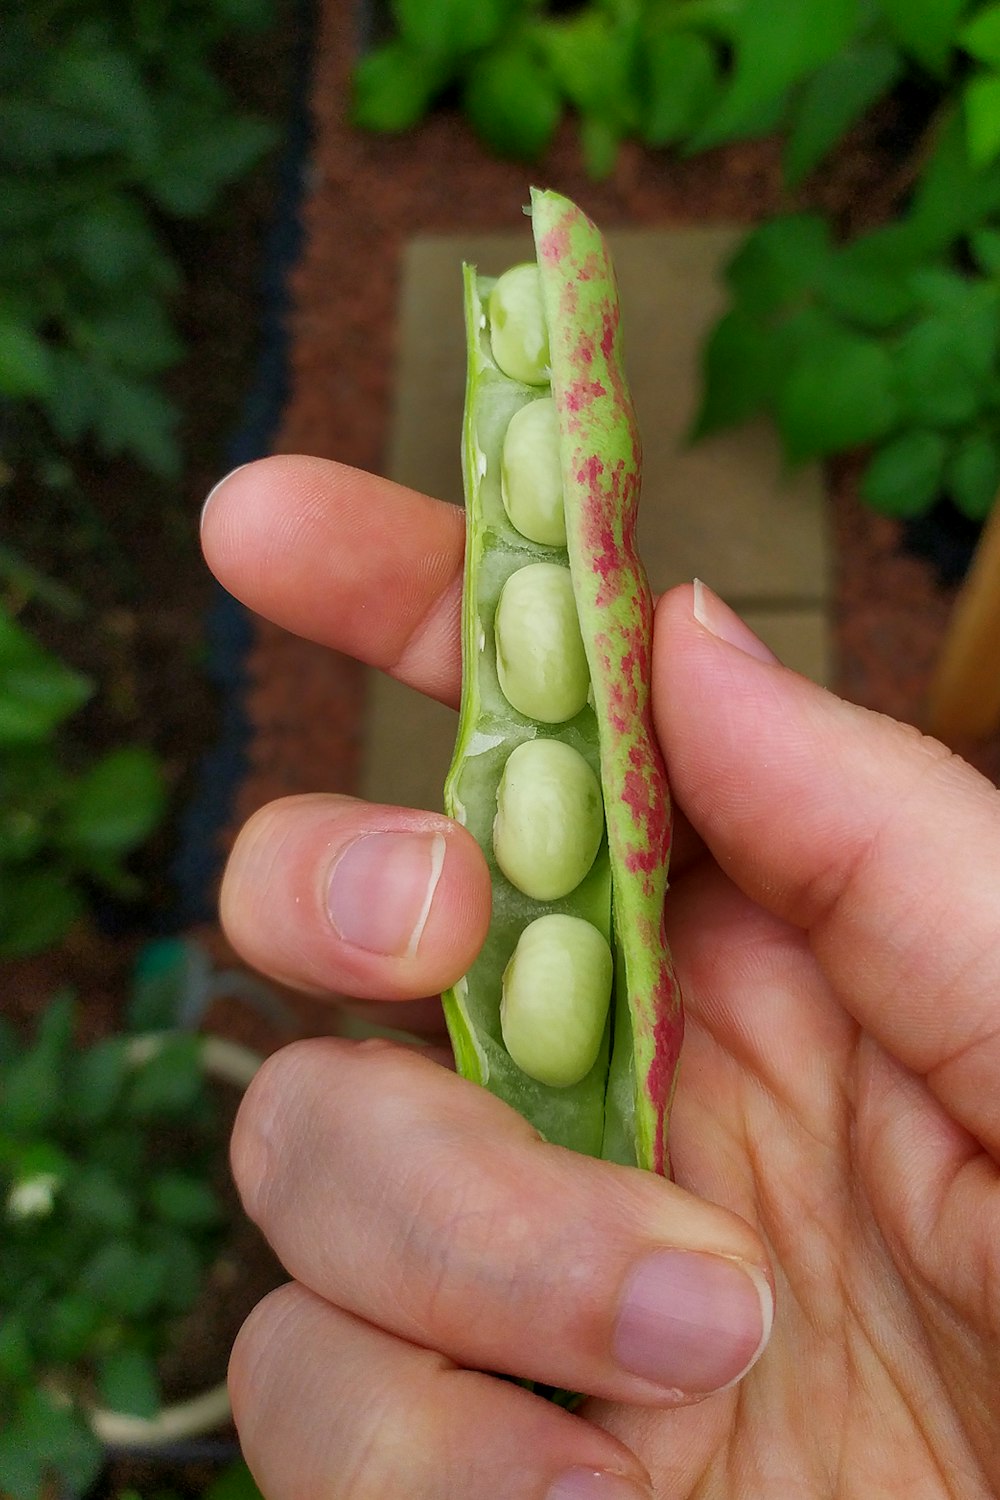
[534,189,682,1173]
[443,190,683,1175]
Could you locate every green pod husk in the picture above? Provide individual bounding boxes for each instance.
[443,189,683,1175]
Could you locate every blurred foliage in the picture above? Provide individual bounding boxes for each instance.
[0,0,277,480]
[115,1462,265,1500]
[355,0,1000,520]
[0,600,166,957]
[0,990,227,1500]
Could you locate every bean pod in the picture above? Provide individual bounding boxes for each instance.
[442,189,683,1175]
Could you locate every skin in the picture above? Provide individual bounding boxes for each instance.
[204,455,1000,1500]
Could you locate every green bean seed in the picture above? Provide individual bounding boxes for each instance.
[493,738,603,900]
[488,264,550,386]
[494,562,590,724]
[500,397,567,547]
[500,913,614,1088]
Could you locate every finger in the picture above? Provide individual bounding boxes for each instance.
[231,1037,774,1406]
[231,1283,655,1500]
[221,793,491,1002]
[201,455,465,706]
[654,580,1000,1156]
[202,457,706,877]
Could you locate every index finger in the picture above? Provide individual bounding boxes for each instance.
[201,455,465,708]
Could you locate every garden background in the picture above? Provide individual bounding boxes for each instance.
[5,0,1000,1495]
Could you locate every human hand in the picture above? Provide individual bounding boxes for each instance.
[203,456,1000,1499]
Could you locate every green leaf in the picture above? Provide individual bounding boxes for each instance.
[63,199,172,291]
[860,429,949,516]
[126,1034,205,1117]
[783,41,903,186]
[0,1389,102,1500]
[0,100,120,167]
[98,1347,161,1419]
[907,265,986,315]
[61,746,166,856]
[0,804,44,864]
[148,1172,222,1229]
[462,44,562,160]
[158,1227,209,1311]
[65,1164,138,1232]
[37,989,76,1056]
[0,1313,34,1386]
[72,296,183,375]
[639,29,718,146]
[894,316,989,426]
[959,1,1000,63]
[79,1238,161,1316]
[40,1293,104,1364]
[579,114,621,178]
[149,114,276,217]
[351,41,448,133]
[947,430,1000,517]
[691,307,778,437]
[0,315,52,398]
[214,0,276,29]
[0,1433,45,1500]
[65,1036,130,1126]
[877,0,968,74]
[656,0,744,38]
[533,11,638,127]
[89,1124,145,1181]
[392,0,514,56]
[726,214,832,317]
[775,319,899,460]
[692,0,859,149]
[46,347,100,444]
[964,70,1000,166]
[0,870,82,959]
[205,1462,265,1500]
[904,111,1000,253]
[48,40,158,169]
[970,225,1000,271]
[87,369,181,479]
[0,612,91,743]
[817,243,918,330]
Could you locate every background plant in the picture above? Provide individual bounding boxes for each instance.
[1,0,277,481]
[354,0,1000,521]
[0,597,166,958]
[0,990,228,1500]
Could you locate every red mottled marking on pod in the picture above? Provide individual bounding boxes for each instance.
[533,189,682,1175]
[576,251,603,282]
[645,965,683,1176]
[565,380,607,412]
[539,224,572,266]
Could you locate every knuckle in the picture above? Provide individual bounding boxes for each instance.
[229,1040,319,1223]
[227,1281,301,1436]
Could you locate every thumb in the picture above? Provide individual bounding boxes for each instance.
[653,582,1000,1160]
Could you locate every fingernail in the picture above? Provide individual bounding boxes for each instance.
[326,831,446,957]
[546,1470,652,1500]
[614,1251,773,1396]
[200,463,250,529]
[692,579,778,665]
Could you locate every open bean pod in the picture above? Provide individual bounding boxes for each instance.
[443,189,683,1176]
